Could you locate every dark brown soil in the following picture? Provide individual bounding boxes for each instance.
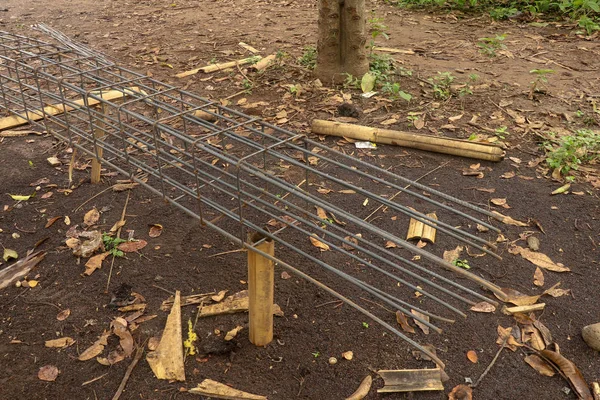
[1,1,599,399]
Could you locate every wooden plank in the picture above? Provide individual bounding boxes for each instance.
[377,368,444,393]
[505,303,546,314]
[248,234,275,347]
[175,56,262,78]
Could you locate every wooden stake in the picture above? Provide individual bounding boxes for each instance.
[175,56,262,78]
[311,119,505,162]
[90,102,106,184]
[421,212,438,243]
[247,233,275,347]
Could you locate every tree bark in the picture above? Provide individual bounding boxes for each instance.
[315,0,369,85]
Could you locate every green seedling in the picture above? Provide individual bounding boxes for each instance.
[529,69,554,99]
[428,72,455,100]
[362,322,370,329]
[102,234,125,257]
[298,46,317,70]
[478,34,507,57]
[452,259,471,269]
[543,129,600,179]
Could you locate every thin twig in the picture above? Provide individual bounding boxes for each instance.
[112,344,145,400]
[359,297,395,314]
[364,161,450,222]
[152,284,176,295]
[106,191,131,293]
[73,185,113,212]
[314,300,343,309]
[82,372,109,386]
[208,248,246,258]
[471,331,509,388]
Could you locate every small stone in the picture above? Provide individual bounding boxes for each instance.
[527,236,540,251]
[328,357,337,365]
[12,233,20,239]
[582,322,600,351]
[15,281,22,288]
[47,157,61,167]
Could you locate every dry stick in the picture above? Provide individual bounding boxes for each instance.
[471,332,510,388]
[364,161,450,222]
[106,191,131,293]
[208,248,246,258]
[73,185,113,212]
[112,344,144,400]
[82,372,109,386]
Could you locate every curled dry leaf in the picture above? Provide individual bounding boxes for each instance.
[497,287,541,306]
[224,325,243,341]
[84,252,110,276]
[149,224,163,238]
[491,198,510,208]
[309,235,330,251]
[315,206,328,220]
[545,286,571,297]
[345,375,372,400]
[443,246,463,263]
[211,290,228,303]
[45,337,75,348]
[524,354,555,377]
[56,309,71,321]
[396,311,416,333]
[117,240,148,253]
[83,208,100,227]
[112,317,134,357]
[45,216,62,228]
[448,384,473,400]
[533,267,544,287]
[38,365,59,382]
[522,325,545,350]
[466,350,478,363]
[342,351,354,360]
[470,301,496,313]
[497,325,522,351]
[109,220,126,234]
[281,271,291,280]
[384,240,397,249]
[411,309,430,335]
[492,211,528,227]
[539,349,593,400]
[78,330,111,361]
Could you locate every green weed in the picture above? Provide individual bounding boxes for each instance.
[529,69,554,98]
[298,46,317,70]
[428,72,455,100]
[543,129,600,178]
[478,34,507,57]
[102,234,126,257]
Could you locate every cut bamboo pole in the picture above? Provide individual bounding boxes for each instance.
[592,382,600,400]
[175,56,262,78]
[250,54,276,72]
[192,109,217,122]
[239,42,260,54]
[90,102,107,184]
[311,120,505,162]
[0,88,137,131]
[504,303,546,314]
[421,212,438,243]
[248,234,275,346]
[374,47,416,55]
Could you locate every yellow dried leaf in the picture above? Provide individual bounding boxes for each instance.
[309,235,330,251]
[83,208,100,227]
[443,246,463,263]
[45,337,75,348]
[492,211,528,227]
[533,267,544,287]
[524,354,555,377]
[512,246,570,272]
[466,350,478,363]
[470,301,496,313]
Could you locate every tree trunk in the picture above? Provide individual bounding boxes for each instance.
[315,0,369,85]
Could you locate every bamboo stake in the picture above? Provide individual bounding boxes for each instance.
[248,233,275,346]
[421,212,438,243]
[311,120,505,162]
[175,56,262,78]
[406,218,424,241]
[250,54,276,71]
[0,89,137,131]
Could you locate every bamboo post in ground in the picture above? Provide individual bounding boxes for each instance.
[311,119,505,162]
[90,103,106,184]
[247,234,275,346]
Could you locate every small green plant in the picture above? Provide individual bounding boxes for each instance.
[489,7,520,20]
[368,13,389,54]
[102,234,126,257]
[242,78,254,93]
[577,15,600,35]
[452,259,471,269]
[529,69,555,98]
[343,73,361,89]
[382,81,412,102]
[362,322,370,329]
[428,72,455,100]
[298,46,317,70]
[478,34,507,57]
[312,351,321,358]
[543,129,600,178]
[494,126,510,139]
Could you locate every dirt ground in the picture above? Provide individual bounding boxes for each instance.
[1,0,599,399]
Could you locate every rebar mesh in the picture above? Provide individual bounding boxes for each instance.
[0,30,506,366]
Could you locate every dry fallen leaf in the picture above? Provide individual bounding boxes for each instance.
[544,286,571,297]
[45,216,62,228]
[466,350,478,363]
[84,252,110,276]
[56,309,71,321]
[38,365,59,382]
[149,224,163,238]
[211,290,228,303]
[384,240,397,249]
[522,325,546,350]
[224,325,243,341]
[470,301,496,313]
[497,325,522,351]
[78,330,111,361]
[497,287,541,306]
[411,309,430,335]
[281,271,291,280]
[511,246,570,272]
[540,349,592,400]
[395,311,416,334]
[45,337,76,348]
[533,267,544,287]
[109,220,126,234]
[315,206,328,220]
[524,354,555,377]
[118,240,148,253]
[342,351,354,360]
[309,235,330,251]
[448,384,473,400]
[83,208,100,227]
[443,246,463,263]
[492,211,528,227]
